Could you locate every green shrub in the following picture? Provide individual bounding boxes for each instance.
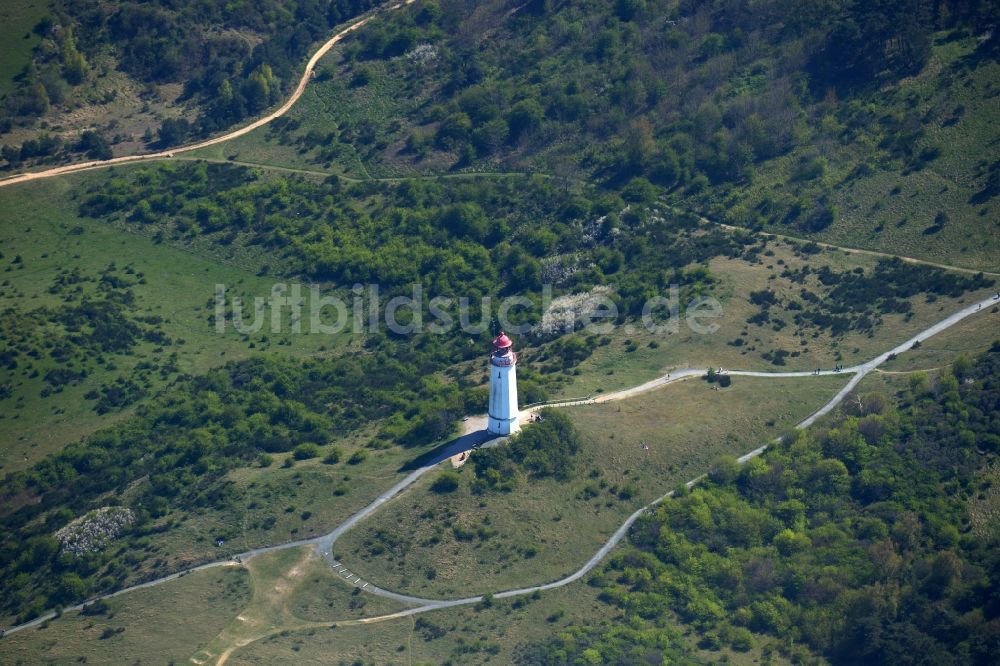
[727,626,754,652]
[293,443,321,460]
[431,470,461,493]
[708,455,740,484]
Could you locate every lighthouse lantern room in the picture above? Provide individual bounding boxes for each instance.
[487,331,520,435]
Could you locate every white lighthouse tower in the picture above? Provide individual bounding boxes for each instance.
[487,332,520,435]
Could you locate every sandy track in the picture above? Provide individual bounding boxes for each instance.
[0,0,416,190]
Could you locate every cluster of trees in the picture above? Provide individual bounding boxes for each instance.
[516,624,695,665]
[824,258,993,302]
[76,162,737,318]
[2,0,384,157]
[322,0,996,190]
[76,162,984,356]
[471,409,581,493]
[105,0,379,141]
[2,21,89,119]
[535,351,1000,664]
[1,130,113,168]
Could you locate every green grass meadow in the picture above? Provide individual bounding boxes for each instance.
[332,374,845,599]
[0,0,47,96]
[0,565,251,664]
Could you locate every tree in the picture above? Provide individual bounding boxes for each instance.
[623,117,655,174]
[472,119,509,154]
[507,99,544,142]
[243,64,277,112]
[809,458,850,494]
[61,27,88,85]
[20,81,51,116]
[621,177,658,204]
[78,131,112,160]
[157,118,189,146]
[435,112,472,150]
[708,455,740,484]
[952,354,972,380]
[54,573,86,604]
[2,144,21,166]
[809,0,932,91]
[615,0,647,21]
[293,443,321,460]
[440,203,488,241]
[773,528,811,555]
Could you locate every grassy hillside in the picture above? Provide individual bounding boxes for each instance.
[9,348,995,664]
[190,547,410,664]
[0,170,337,472]
[0,0,383,170]
[710,32,1000,272]
[0,564,251,664]
[879,305,1000,372]
[0,0,48,96]
[200,0,999,270]
[0,1,997,655]
[333,376,844,598]
[0,146,992,630]
[556,350,1000,665]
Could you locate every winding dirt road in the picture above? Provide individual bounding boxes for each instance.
[0,0,416,190]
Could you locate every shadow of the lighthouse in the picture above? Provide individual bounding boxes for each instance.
[399,332,519,472]
[397,428,503,472]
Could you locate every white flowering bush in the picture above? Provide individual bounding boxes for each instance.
[55,506,136,556]
[536,286,615,338]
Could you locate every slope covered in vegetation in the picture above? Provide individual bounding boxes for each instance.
[241,0,999,268]
[1,156,992,625]
[0,0,380,168]
[523,349,1000,664]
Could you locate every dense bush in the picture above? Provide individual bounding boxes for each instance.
[1,264,172,412]
[76,162,749,322]
[324,0,996,193]
[430,470,461,493]
[472,409,581,493]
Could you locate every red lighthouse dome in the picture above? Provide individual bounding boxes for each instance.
[492,332,513,349]
[491,332,516,367]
